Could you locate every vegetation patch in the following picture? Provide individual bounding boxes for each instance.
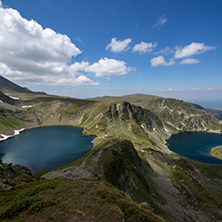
[210,146,222,160]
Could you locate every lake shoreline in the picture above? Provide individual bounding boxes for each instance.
[167,131,222,164]
[0,128,25,142]
[210,146,222,160]
[0,126,96,173]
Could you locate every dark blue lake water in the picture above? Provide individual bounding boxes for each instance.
[0,126,95,173]
[167,132,222,164]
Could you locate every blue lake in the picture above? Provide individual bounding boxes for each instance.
[167,132,222,164]
[0,126,95,173]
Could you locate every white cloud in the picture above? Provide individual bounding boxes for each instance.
[154,46,174,55]
[150,56,175,67]
[106,37,132,53]
[132,42,157,54]
[69,61,90,73]
[151,56,166,67]
[85,57,133,77]
[56,74,99,86]
[0,6,101,86]
[0,0,2,7]
[174,42,216,59]
[154,15,167,27]
[179,58,200,65]
[168,58,175,66]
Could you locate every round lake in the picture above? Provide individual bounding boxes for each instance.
[167,132,222,164]
[0,126,95,173]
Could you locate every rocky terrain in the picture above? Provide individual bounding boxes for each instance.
[0,159,38,190]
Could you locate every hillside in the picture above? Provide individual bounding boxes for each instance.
[0,77,222,221]
[0,76,32,94]
[140,97,222,134]
[88,93,161,104]
[0,164,165,222]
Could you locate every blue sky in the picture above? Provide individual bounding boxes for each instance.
[0,0,222,107]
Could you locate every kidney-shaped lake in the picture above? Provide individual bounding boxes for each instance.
[167,132,222,164]
[0,126,95,173]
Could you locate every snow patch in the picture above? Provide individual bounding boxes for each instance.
[22,105,32,108]
[0,128,25,141]
[9,96,20,100]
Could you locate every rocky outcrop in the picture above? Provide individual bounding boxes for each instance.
[41,165,94,180]
[105,102,164,131]
[0,159,38,189]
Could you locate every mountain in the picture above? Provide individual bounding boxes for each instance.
[88,93,161,104]
[0,78,222,221]
[0,75,32,93]
[140,97,222,134]
[205,108,222,120]
[0,90,15,105]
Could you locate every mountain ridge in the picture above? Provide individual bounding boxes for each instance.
[0,75,32,94]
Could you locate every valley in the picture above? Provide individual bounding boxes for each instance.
[0,76,222,221]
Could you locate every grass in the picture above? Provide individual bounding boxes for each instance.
[0,178,165,222]
[210,146,222,160]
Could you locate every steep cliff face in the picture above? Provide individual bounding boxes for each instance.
[83,139,149,200]
[105,102,164,131]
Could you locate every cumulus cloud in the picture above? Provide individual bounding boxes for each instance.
[150,56,175,67]
[85,57,133,77]
[132,42,157,54]
[0,0,2,7]
[0,6,102,86]
[106,37,132,53]
[56,74,99,86]
[151,56,166,67]
[154,15,167,27]
[179,58,200,65]
[174,42,216,59]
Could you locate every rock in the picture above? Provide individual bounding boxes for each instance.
[0,181,13,190]
[0,160,38,190]
[140,201,154,212]
[41,165,94,180]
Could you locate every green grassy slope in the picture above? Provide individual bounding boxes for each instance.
[88,93,161,104]
[0,177,165,222]
[210,146,222,160]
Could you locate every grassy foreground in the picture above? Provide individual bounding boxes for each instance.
[210,146,222,160]
[0,177,165,222]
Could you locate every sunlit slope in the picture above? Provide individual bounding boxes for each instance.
[140,97,222,134]
[88,93,161,104]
